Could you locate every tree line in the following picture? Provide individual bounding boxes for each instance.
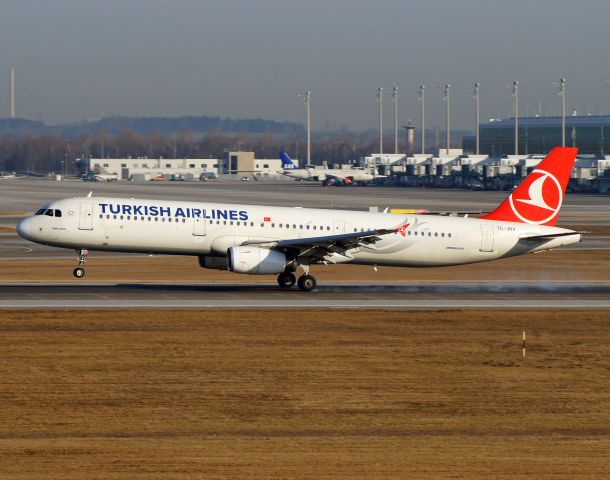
[0,129,406,174]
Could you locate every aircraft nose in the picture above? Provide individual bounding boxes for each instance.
[16,217,35,241]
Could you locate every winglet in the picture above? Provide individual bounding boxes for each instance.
[481,147,577,226]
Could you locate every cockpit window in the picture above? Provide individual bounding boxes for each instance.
[54,210,62,217]
[44,209,53,217]
[35,208,46,215]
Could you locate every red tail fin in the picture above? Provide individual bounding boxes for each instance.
[481,147,577,226]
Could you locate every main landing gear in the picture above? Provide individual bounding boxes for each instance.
[276,269,317,292]
[73,249,88,278]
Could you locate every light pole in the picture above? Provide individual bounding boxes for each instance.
[392,85,399,154]
[443,84,451,155]
[418,85,425,154]
[298,91,311,167]
[473,82,480,155]
[557,78,566,147]
[376,87,384,154]
[511,80,519,155]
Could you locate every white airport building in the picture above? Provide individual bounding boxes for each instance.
[81,151,284,180]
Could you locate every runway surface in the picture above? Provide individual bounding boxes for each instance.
[2,283,609,309]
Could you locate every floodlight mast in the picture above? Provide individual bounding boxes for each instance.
[443,84,451,155]
[513,80,519,155]
[474,82,480,155]
[298,91,311,166]
[419,85,425,154]
[392,85,399,154]
[376,87,384,154]
[559,78,566,147]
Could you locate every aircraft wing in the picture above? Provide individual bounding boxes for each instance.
[242,227,398,260]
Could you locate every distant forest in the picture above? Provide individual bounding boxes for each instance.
[0,116,467,173]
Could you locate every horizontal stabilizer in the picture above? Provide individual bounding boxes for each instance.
[519,231,585,241]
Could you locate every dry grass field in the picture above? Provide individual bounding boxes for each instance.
[0,309,609,479]
[2,249,610,284]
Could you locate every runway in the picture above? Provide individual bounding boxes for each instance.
[2,283,610,309]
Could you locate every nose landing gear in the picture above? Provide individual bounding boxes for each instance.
[73,249,88,278]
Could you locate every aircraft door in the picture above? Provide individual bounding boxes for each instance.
[78,203,93,230]
[333,220,345,234]
[193,216,207,236]
[480,224,494,252]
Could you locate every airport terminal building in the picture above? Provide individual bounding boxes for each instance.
[79,151,283,180]
[463,115,610,157]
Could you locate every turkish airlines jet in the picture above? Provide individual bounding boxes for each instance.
[17,147,581,291]
[279,151,381,185]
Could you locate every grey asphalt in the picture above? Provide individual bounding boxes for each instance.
[1,283,609,309]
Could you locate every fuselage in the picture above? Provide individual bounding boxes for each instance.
[17,196,580,267]
[281,168,378,183]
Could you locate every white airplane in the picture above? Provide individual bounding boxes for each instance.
[279,151,382,185]
[17,147,582,291]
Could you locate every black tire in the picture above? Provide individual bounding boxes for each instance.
[297,274,317,292]
[73,267,85,278]
[277,272,296,289]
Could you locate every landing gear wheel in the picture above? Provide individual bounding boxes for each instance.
[277,272,296,289]
[297,274,317,292]
[73,267,85,278]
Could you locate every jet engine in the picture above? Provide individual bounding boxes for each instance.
[227,246,287,274]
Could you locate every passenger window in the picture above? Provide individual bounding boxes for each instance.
[99,214,103,219]
[54,210,62,217]
[434,232,438,237]
[155,218,158,222]
[113,215,117,219]
[441,233,444,237]
[448,233,452,238]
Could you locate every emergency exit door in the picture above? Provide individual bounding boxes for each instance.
[193,217,206,236]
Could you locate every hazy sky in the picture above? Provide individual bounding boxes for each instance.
[1,0,609,131]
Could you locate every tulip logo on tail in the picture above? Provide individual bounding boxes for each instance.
[508,169,562,225]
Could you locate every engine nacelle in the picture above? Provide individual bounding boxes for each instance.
[227,246,287,274]
[198,255,228,270]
